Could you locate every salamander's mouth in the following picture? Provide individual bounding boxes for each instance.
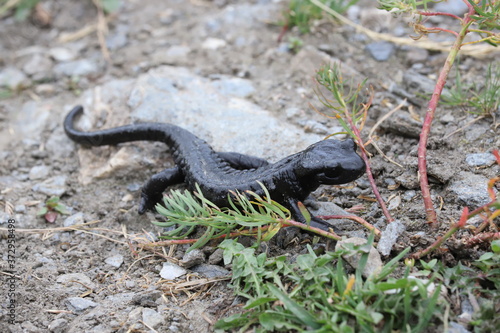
[316,168,344,184]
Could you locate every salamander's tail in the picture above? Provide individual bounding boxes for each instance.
[63,105,184,147]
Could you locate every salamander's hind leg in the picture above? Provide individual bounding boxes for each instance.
[217,152,269,169]
[139,166,184,214]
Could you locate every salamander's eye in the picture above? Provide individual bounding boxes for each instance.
[322,166,342,180]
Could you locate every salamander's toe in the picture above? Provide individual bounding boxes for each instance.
[138,199,147,215]
[138,192,163,214]
[309,216,340,234]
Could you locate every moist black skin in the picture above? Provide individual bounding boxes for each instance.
[64,105,366,230]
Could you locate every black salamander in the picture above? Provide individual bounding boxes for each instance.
[64,106,365,230]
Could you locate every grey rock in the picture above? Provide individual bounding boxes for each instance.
[132,290,162,307]
[105,292,135,304]
[365,41,395,61]
[387,195,401,211]
[54,59,101,77]
[201,37,227,50]
[435,0,468,16]
[406,47,429,64]
[208,248,224,265]
[15,204,26,213]
[379,111,422,138]
[127,66,322,160]
[465,153,496,167]
[29,164,50,180]
[335,237,383,278]
[105,254,124,268]
[48,318,68,333]
[180,249,205,268]
[56,272,95,289]
[447,172,492,207]
[377,220,406,256]
[65,297,98,313]
[22,54,53,78]
[142,308,165,329]
[402,190,417,201]
[45,127,76,158]
[403,70,437,96]
[159,262,187,280]
[128,307,143,321]
[32,175,67,196]
[12,101,50,139]
[440,113,455,124]
[291,46,363,84]
[210,76,255,98]
[151,45,191,65]
[446,321,471,333]
[465,123,489,142]
[49,47,77,62]
[106,24,129,50]
[0,66,29,89]
[63,212,84,227]
[191,264,230,278]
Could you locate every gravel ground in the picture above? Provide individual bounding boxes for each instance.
[0,0,499,332]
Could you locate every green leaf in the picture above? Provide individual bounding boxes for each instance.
[491,240,500,254]
[244,297,276,309]
[267,284,321,329]
[14,0,39,21]
[101,0,121,14]
[297,201,311,224]
[36,207,48,216]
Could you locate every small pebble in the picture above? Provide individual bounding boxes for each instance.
[104,254,124,268]
[142,308,164,329]
[49,47,77,62]
[63,212,84,227]
[202,37,227,50]
[0,66,30,89]
[65,297,98,313]
[465,153,496,167]
[377,220,406,256]
[159,262,187,280]
[365,41,395,61]
[180,249,205,268]
[29,164,50,180]
[32,175,67,196]
[191,264,230,278]
[336,237,383,278]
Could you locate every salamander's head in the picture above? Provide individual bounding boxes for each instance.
[296,139,365,186]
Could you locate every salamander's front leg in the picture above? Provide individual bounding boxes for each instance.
[139,166,184,214]
[287,199,338,232]
[217,152,269,169]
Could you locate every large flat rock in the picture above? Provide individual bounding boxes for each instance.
[67,66,323,184]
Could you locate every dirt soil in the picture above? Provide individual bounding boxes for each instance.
[1,0,499,332]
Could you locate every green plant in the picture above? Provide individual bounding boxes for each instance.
[215,237,446,332]
[441,63,500,116]
[0,0,40,20]
[376,0,499,226]
[278,0,360,41]
[0,0,120,20]
[287,36,304,53]
[151,183,344,252]
[37,196,71,223]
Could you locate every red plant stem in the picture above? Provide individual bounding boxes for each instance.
[319,215,381,237]
[464,232,500,247]
[425,27,460,37]
[417,8,475,225]
[417,11,462,21]
[347,116,394,223]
